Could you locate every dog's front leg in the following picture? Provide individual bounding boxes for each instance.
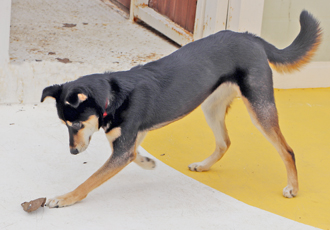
[47,128,135,208]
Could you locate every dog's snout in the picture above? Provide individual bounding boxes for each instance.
[70,148,79,155]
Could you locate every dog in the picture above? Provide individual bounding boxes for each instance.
[41,10,321,208]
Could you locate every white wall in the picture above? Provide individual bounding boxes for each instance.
[261,0,330,88]
[0,0,11,67]
[261,0,330,62]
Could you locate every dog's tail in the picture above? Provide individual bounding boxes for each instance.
[259,10,322,73]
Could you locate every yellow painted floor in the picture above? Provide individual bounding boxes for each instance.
[143,88,330,229]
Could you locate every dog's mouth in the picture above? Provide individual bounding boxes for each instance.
[70,140,90,155]
[67,115,98,155]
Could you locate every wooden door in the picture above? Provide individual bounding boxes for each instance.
[148,0,197,33]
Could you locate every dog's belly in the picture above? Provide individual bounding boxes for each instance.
[144,113,187,131]
[143,83,240,132]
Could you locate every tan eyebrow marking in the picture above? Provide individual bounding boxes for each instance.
[78,93,88,102]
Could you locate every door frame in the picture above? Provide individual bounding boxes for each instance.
[130,0,229,45]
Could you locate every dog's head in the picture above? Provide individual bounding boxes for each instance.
[41,79,106,154]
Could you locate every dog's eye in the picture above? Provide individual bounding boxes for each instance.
[72,122,82,129]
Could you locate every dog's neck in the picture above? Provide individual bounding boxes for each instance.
[101,98,112,133]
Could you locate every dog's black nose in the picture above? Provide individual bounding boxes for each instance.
[70,148,79,155]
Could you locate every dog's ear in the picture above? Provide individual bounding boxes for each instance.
[41,84,62,102]
[65,92,88,108]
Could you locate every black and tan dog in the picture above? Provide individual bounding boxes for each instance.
[41,11,321,208]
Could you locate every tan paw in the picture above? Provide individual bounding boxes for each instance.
[188,162,209,172]
[134,156,156,170]
[283,185,298,198]
[46,193,80,208]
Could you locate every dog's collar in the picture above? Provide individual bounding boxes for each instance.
[103,99,109,118]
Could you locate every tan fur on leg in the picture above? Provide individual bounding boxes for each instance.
[47,127,135,208]
[189,83,238,172]
[242,97,298,198]
[133,131,156,170]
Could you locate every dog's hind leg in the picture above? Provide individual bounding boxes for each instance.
[133,131,156,170]
[231,65,298,197]
[189,83,238,172]
[242,95,298,198]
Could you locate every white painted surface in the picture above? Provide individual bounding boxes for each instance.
[0,0,11,66]
[194,0,228,39]
[273,62,330,89]
[0,104,319,230]
[227,0,265,36]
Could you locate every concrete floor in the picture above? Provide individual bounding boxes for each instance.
[0,103,318,230]
[0,0,322,229]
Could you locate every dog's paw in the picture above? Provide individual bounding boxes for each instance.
[46,194,79,208]
[135,156,156,170]
[283,185,297,198]
[46,197,67,208]
[188,162,209,172]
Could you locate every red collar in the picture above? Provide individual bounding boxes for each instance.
[103,99,109,118]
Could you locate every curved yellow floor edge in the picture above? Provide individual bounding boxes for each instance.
[143,88,330,229]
